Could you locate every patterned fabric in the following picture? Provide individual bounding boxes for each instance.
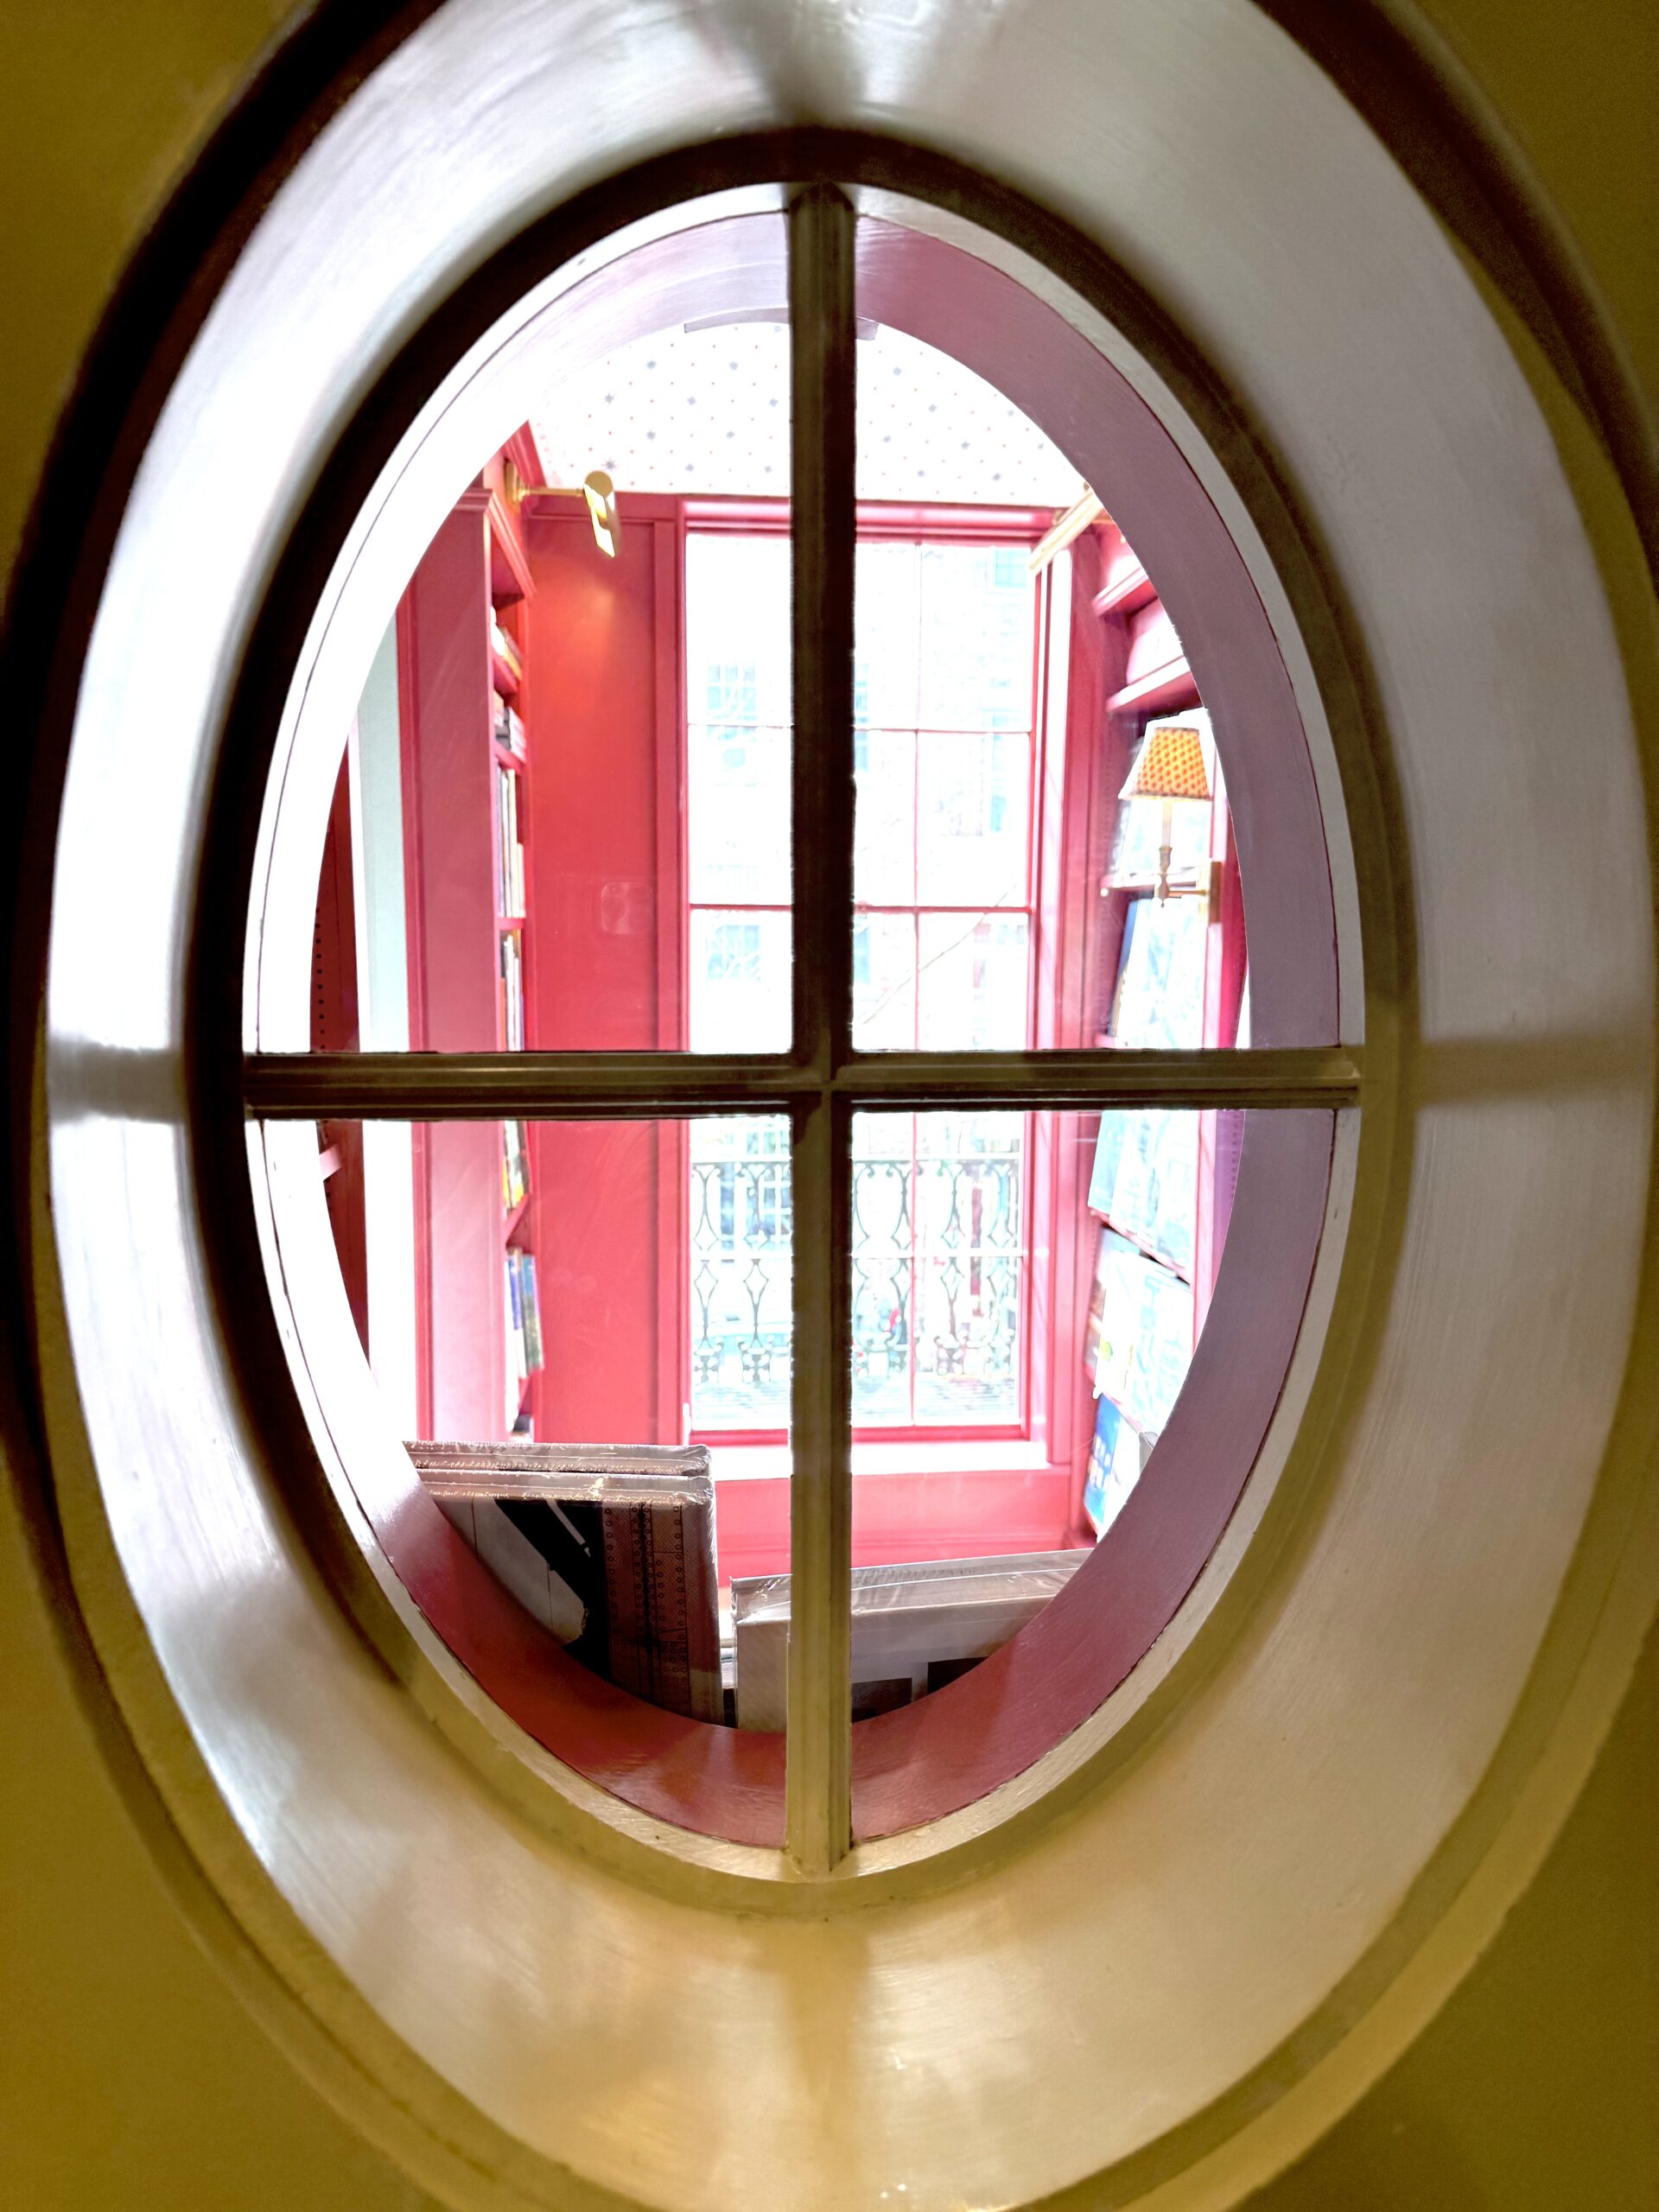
[1119,721,1211,802]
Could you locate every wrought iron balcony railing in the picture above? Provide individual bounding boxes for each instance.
[690,1135,1024,1429]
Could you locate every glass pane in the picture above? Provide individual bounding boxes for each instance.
[688,910,791,1052]
[685,537,791,915]
[683,534,793,1052]
[852,912,918,1050]
[853,523,1045,1056]
[915,727,1030,907]
[1086,1107,1199,1278]
[840,1106,1242,1734]
[849,1109,1026,1431]
[1105,895,1209,1050]
[1109,791,1212,888]
[839,315,1256,1062]
[688,1117,793,1432]
[687,725,791,906]
[847,1116,913,1428]
[299,355,797,1056]
[1084,1109,1225,1516]
[683,534,791,728]
[913,1111,1027,1426]
[852,727,916,906]
[296,1114,795,1729]
[915,912,1030,1050]
[917,542,1037,731]
[853,543,922,727]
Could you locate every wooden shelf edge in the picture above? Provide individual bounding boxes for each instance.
[487,489,535,606]
[1091,563,1154,618]
[1106,656,1199,715]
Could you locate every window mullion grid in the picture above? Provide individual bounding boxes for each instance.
[235,160,1363,1873]
[240,1046,1363,1120]
[785,181,858,1877]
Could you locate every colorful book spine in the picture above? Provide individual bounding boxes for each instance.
[502,1251,543,1427]
[499,931,524,1050]
[518,1251,543,1373]
[495,765,524,918]
[504,1260,523,1430]
[502,1119,531,1211]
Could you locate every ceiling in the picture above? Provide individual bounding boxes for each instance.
[527,319,1086,507]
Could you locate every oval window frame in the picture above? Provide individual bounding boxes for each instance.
[23,10,1656,2203]
[206,139,1389,1888]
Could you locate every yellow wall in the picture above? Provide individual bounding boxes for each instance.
[1,5,1654,2206]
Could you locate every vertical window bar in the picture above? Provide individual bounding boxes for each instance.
[785,181,857,1873]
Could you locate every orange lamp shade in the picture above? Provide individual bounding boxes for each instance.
[1119,721,1211,803]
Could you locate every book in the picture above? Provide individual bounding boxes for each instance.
[509,1248,525,1366]
[1083,1393,1148,1536]
[411,1440,722,1723]
[495,763,524,917]
[516,1249,543,1372]
[502,1249,543,1389]
[1091,1232,1195,1436]
[504,1255,527,1427]
[489,684,525,760]
[1107,893,1207,1051]
[1089,1109,1198,1277]
[499,929,524,1049]
[730,1550,1088,1730]
[502,1118,531,1211]
[488,614,522,682]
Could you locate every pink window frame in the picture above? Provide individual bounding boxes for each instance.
[675,498,1065,1452]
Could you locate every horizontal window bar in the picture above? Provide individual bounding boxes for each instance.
[243,1046,1362,1118]
[243,1052,811,1116]
[837,1046,1362,1109]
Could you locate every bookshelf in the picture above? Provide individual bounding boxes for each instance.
[399,451,544,1440]
[1076,518,1243,1540]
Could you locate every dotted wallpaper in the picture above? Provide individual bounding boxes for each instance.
[528,320,1085,506]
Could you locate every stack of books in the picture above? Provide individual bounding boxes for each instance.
[495,763,524,917]
[503,1247,543,1421]
[730,1552,1087,1730]
[411,1440,722,1724]
[490,689,526,758]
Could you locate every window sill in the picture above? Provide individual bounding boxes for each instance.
[707,1439,1060,1483]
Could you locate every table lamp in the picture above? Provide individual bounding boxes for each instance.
[1119,721,1212,902]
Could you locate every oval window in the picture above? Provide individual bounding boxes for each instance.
[235,174,1357,1877]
